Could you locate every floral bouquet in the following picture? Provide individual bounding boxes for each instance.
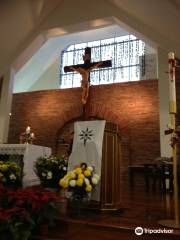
[59,163,100,201]
[0,185,59,240]
[35,155,68,188]
[0,160,22,188]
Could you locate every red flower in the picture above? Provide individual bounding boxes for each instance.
[0,207,30,221]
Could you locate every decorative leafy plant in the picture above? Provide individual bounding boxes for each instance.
[35,155,67,188]
[0,160,22,188]
[0,185,59,240]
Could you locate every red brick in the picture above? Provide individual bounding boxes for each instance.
[8,80,160,179]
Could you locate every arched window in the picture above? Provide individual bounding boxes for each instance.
[60,34,145,89]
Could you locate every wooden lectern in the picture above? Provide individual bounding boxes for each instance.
[101,122,121,210]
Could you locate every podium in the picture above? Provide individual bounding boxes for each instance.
[101,122,121,210]
[64,120,121,210]
[0,144,51,187]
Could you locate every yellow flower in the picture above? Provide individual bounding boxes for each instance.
[69,172,76,179]
[84,170,91,177]
[76,178,83,186]
[75,167,82,174]
[59,179,69,188]
[92,177,98,185]
[1,164,8,171]
[65,172,76,180]
[78,173,85,179]
[87,166,93,172]
[64,173,69,179]
[86,184,92,192]
[0,173,3,178]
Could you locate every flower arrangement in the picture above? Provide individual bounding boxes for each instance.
[35,155,68,188]
[0,160,22,188]
[59,163,100,200]
[0,185,59,240]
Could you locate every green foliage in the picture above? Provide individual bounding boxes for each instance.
[35,155,67,188]
[0,160,22,188]
[0,185,59,240]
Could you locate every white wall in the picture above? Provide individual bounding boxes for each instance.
[30,58,60,90]
[0,69,14,143]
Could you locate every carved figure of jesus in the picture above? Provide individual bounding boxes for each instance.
[64,47,112,105]
[70,62,102,105]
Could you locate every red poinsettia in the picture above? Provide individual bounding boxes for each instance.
[0,184,60,240]
[0,207,30,220]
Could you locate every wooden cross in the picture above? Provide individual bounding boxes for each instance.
[64,47,112,103]
[64,47,112,118]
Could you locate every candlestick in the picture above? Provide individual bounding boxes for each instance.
[158,52,180,229]
[31,133,35,138]
[168,52,175,60]
[26,126,31,134]
[168,52,176,113]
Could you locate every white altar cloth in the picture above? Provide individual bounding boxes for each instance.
[0,144,51,187]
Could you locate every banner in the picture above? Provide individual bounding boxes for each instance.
[68,120,106,201]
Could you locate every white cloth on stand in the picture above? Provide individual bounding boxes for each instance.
[68,120,105,201]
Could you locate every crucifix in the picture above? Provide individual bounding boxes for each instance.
[64,47,112,119]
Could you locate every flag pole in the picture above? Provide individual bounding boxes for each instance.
[158,52,180,228]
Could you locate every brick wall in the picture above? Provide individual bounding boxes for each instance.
[8,79,160,180]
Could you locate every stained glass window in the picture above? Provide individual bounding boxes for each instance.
[60,35,145,88]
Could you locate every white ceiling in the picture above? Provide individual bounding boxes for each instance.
[1,0,180,85]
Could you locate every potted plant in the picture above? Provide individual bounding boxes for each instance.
[0,160,22,188]
[35,155,67,188]
[0,184,59,240]
[0,207,35,240]
[59,163,100,201]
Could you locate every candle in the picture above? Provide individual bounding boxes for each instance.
[26,126,31,134]
[168,52,175,60]
[168,52,176,113]
[31,133,35,138]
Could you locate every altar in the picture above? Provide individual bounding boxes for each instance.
[0,144,51,187]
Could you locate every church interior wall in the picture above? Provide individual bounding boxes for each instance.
[8,79,160,182]
[14,25,129,93]
[29,58,60,91]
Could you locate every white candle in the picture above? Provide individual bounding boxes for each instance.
[168,52,175,60]
[31,133,34,138]
[168,53,176,113]
[26,126,31,134]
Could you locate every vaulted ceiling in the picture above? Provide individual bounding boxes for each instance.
[1,0,180,76]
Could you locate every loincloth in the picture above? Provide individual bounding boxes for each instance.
[81,80,89,88]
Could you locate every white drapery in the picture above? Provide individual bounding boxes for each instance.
[68,120,106,201]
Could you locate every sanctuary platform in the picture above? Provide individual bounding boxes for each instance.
[36,184,180,240]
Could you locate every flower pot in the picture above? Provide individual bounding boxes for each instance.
[67,194,90,217]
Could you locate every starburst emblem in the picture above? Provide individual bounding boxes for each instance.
[79,127,94,146]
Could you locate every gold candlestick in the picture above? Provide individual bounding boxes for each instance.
[158,52,180,228]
